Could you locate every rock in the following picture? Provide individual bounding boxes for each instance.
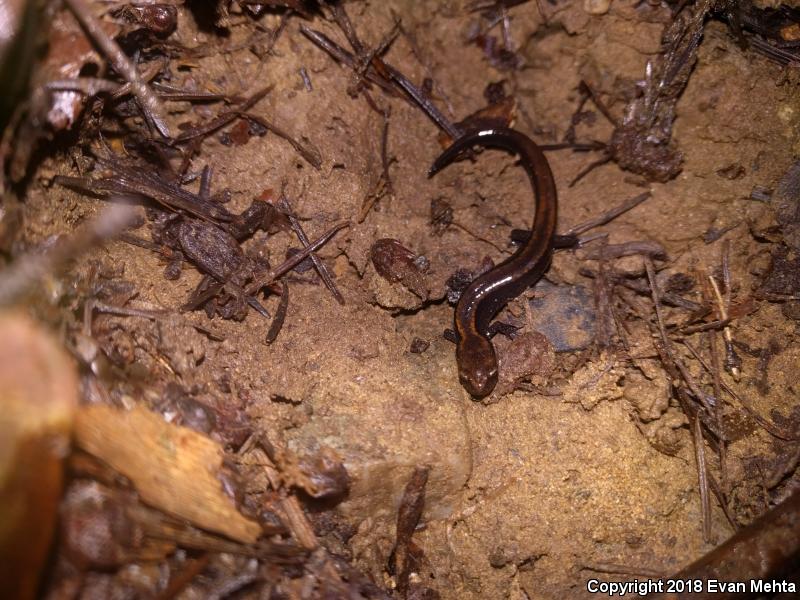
[584,0,611,16]
[285,373,471,523]
[623,376,670,422]
[527,283,596,352]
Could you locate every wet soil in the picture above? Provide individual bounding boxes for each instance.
[13,1,800,598]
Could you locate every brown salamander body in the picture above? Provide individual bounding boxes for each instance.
[429,128,558,398]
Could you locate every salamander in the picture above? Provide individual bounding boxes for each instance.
[429,128,558,398]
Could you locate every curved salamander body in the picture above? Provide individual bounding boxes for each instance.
[429,128,558,398]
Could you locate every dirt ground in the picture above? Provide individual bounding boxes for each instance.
[7,1,800,598]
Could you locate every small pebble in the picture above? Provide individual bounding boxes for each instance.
[409,338,430,354]
[528,282,596,352]
[583,0,610,15]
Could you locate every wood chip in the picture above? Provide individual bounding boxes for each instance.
[0,313,79,600]
[75,404,262,544]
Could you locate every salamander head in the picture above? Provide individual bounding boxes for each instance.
[457,336,498,399]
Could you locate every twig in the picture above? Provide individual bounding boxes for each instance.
[237,112,322,169]
[174,86,272,143]
[581,563,665,578]
[767,444,800,489]
[580,267,703,311]
[380,108,394,200]
[64,0,171,137]
[397,16,457,119]
[0,204,137,306]
[357,108,394,222]
[691,413,713,543]
[683,340,797,441]
[565,192,651,237]
[707,329,728,495]
[708,273,740,379]
[246,222,349,296]
[87,299,225,341]
[678,318,731,334]
[300,26,397,96]
[265,282,289,344]
[277,196,346,305]
[300,23,461,139]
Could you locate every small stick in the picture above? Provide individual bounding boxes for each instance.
[678,318,732,334]
[564,192,651,236]
[581,240,666,261]
[237,112,322,169]
[647,489,800,600]
[380,108,394,199]
[349,20,401,95]
[265,282,289,344]
[64,0,171,138]
[397,17,457,119]
[87,299,225,341]
[577,80,619,127]
[150,82,227,102]
[684,340,797,441]
[300,25,461,140]
[705,470,737,531]
[513,191,651,243]
[592,259,616,348]
[707,328,729,495]
[0,204,137,306]
[46,60,165,101]
[646,259,715,413]
[56,160,232,224]
[581,563,665,578]
[644,257,678,369]
[46,78,120,96]
[199,165,213,199]
[278,196,345,305]
[182,276,271,320]
[708,274,740,379]
[379,60,462,140]
[569,154,613,187]
[500,6,514,53]
[692,413,713,543]
[327,1,366,54]
[539,141,607,152]
[300,26,398,96]
[174,86,272,143]
[579,266,703,311]
[674,345,717,413]
[357,108,393,222]
[299,67,313,92]
[246,222,349,296]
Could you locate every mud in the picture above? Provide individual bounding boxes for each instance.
[11,1,800,598]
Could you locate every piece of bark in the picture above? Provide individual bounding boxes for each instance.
[74,404,262,544]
